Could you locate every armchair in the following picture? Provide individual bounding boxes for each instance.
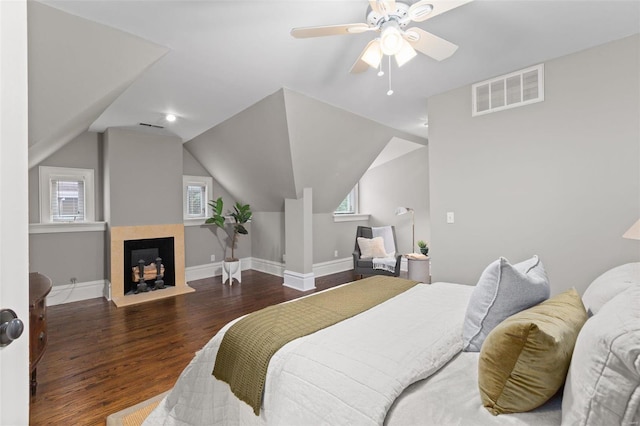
[352,226,402,279]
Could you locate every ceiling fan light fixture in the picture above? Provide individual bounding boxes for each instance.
[361,39,383,68]
[409,2,434,21]
[380,22,403,55]
[394,40,417,67]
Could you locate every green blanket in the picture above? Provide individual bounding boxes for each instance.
[212,276,419,415]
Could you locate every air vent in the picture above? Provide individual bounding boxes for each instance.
[472,64,544,116]
[139,122,164,129]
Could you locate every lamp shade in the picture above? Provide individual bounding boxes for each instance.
[395,206,413,216]
[623,218,640,240]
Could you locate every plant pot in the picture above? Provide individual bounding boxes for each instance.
[222,259,241,285]
[419,248,429,256]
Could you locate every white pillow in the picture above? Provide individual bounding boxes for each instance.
[562,285,640,426]
[582,262,640,316]
[357,237,388,259]
[462,256,550,352]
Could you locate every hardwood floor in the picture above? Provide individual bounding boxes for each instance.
[29,270,358,426]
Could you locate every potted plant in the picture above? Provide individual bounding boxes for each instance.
[417,240,429,256]
[206,197,252,283]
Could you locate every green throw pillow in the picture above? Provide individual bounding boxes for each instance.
[478,288,588,415]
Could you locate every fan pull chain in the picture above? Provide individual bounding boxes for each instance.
[387,56,393,96]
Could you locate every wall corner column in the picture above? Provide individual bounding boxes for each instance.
[283,188,315,291]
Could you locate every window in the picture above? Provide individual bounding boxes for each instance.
[335,185,358,215]
[183,175,213,223]
[39,166,95,223]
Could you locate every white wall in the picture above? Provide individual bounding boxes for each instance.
[360,147,430,254]
[428,35,640,295]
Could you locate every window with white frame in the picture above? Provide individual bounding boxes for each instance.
[183,175,213,222]
[39,166,95,223]
[334,185,358,215]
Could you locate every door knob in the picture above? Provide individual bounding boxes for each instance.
[0,309,24,347]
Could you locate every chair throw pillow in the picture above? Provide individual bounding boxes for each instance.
[479,288,588,415]
[462,256,550,352]
[562,285,640,426]
[357,237,388,259]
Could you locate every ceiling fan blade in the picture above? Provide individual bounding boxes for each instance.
[350,39,382,73]
[404,27,458,61]
[369,0,397,15]
[291,23,371,38]
[409,0,473,22]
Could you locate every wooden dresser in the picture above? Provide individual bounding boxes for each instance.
[29,272,52,396]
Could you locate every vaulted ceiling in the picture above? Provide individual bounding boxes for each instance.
[26,1,640,212]
[185,88,426,212]
[33,0,640,147]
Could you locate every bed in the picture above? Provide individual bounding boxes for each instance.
[144,259,640,426]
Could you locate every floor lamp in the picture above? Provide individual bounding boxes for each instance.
[395,206,414,253]
[623,218,640,240]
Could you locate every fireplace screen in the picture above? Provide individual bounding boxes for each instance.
[123,237,175,295]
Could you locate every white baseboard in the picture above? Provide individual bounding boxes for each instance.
[47,279,108,306]
[185,263,218,282]
[313,257,353,277]
[46,256,360,305]
[283,270,316,291]
[185,257,252,282]
[251,258,285,277]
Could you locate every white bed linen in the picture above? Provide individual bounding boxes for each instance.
[386,352,562,426]
[144,282,473,425]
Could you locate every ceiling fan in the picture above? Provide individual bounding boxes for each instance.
[290,0,472,73]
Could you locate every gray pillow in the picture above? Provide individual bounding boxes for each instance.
[562,285,640,425]
[462,256,550,352]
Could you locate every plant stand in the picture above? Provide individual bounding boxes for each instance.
[222,259,241,285]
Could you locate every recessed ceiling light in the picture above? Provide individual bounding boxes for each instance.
[165,114,177,122]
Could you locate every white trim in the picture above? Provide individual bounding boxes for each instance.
[183,175,213,222]
[39,165,95,223]
[313,257,353,277]
[184,218,208,227]
[251,257,285,277]
[42,256,358,304]
[185,263,218,282]
[333,213,370,223]
[46,279,108,306]
[283,270,316,291]
[185,257,252,282]
[29,221,106,234]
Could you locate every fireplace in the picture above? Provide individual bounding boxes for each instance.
[124,237,175,294]
[109,224,194,307]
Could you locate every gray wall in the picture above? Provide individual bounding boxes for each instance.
[29,231,104,286]
[104,128,183,226]
[251,212,285,263]
[28,131,103,223]
[29,131,106,286]
[182,147,252,266]
[313,214,368,264]
[360,147,430,254]
[428,35,640,295]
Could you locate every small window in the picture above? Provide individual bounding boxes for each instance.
[183,175,213,222]
[335,185,358,215]
[39,166,95,223]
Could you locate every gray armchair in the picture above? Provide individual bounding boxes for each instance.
[352,226,402,279]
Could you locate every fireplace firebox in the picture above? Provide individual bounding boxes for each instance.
[123,237,175,295]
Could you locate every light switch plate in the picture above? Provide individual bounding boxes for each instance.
[447,212,455,224]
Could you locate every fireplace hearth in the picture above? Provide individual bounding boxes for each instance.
[109,224,194,307]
